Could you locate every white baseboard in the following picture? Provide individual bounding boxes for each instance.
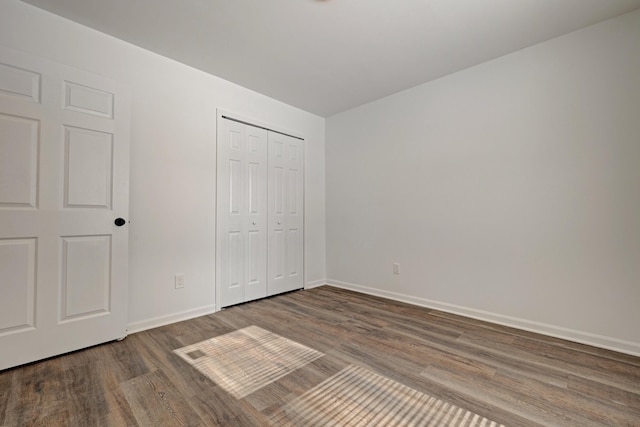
[305,279,327,289]
[326,279,640,357]
[127,304,217,335]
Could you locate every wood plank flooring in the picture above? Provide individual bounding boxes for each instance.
[1,285,639,426]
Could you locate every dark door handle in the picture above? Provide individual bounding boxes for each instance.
[114,218,127,227]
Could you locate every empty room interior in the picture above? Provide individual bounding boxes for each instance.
[1,0,639,425]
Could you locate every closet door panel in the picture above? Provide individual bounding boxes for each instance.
[217,119,267,308]
[244,126,268,302]
[268,132,303,296]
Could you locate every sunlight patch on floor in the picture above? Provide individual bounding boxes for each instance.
[270,364,505,427]
[174,325,324,399]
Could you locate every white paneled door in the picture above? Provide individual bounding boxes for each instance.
[267,132,304,295]
[0,47,130,371]
[217,116,303,308]
[217,118,269,307]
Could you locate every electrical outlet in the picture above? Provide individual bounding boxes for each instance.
[393,263,400,275]
[175,274,185,289]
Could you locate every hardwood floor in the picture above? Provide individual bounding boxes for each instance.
[1,285,639,426]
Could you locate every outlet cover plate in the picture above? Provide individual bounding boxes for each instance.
[175,274,185,289]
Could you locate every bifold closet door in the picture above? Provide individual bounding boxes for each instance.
[217,119,268,307]
[267,132,304,295]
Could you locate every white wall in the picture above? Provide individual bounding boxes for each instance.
[0,0,326,331]
[326,10,640,355]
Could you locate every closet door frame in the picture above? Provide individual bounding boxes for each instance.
[215,110,305,310]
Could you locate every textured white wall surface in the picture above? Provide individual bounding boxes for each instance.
[0,0,326,331]
[326,10,640,355]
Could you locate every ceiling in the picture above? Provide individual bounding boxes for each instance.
[20,0,640,117]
